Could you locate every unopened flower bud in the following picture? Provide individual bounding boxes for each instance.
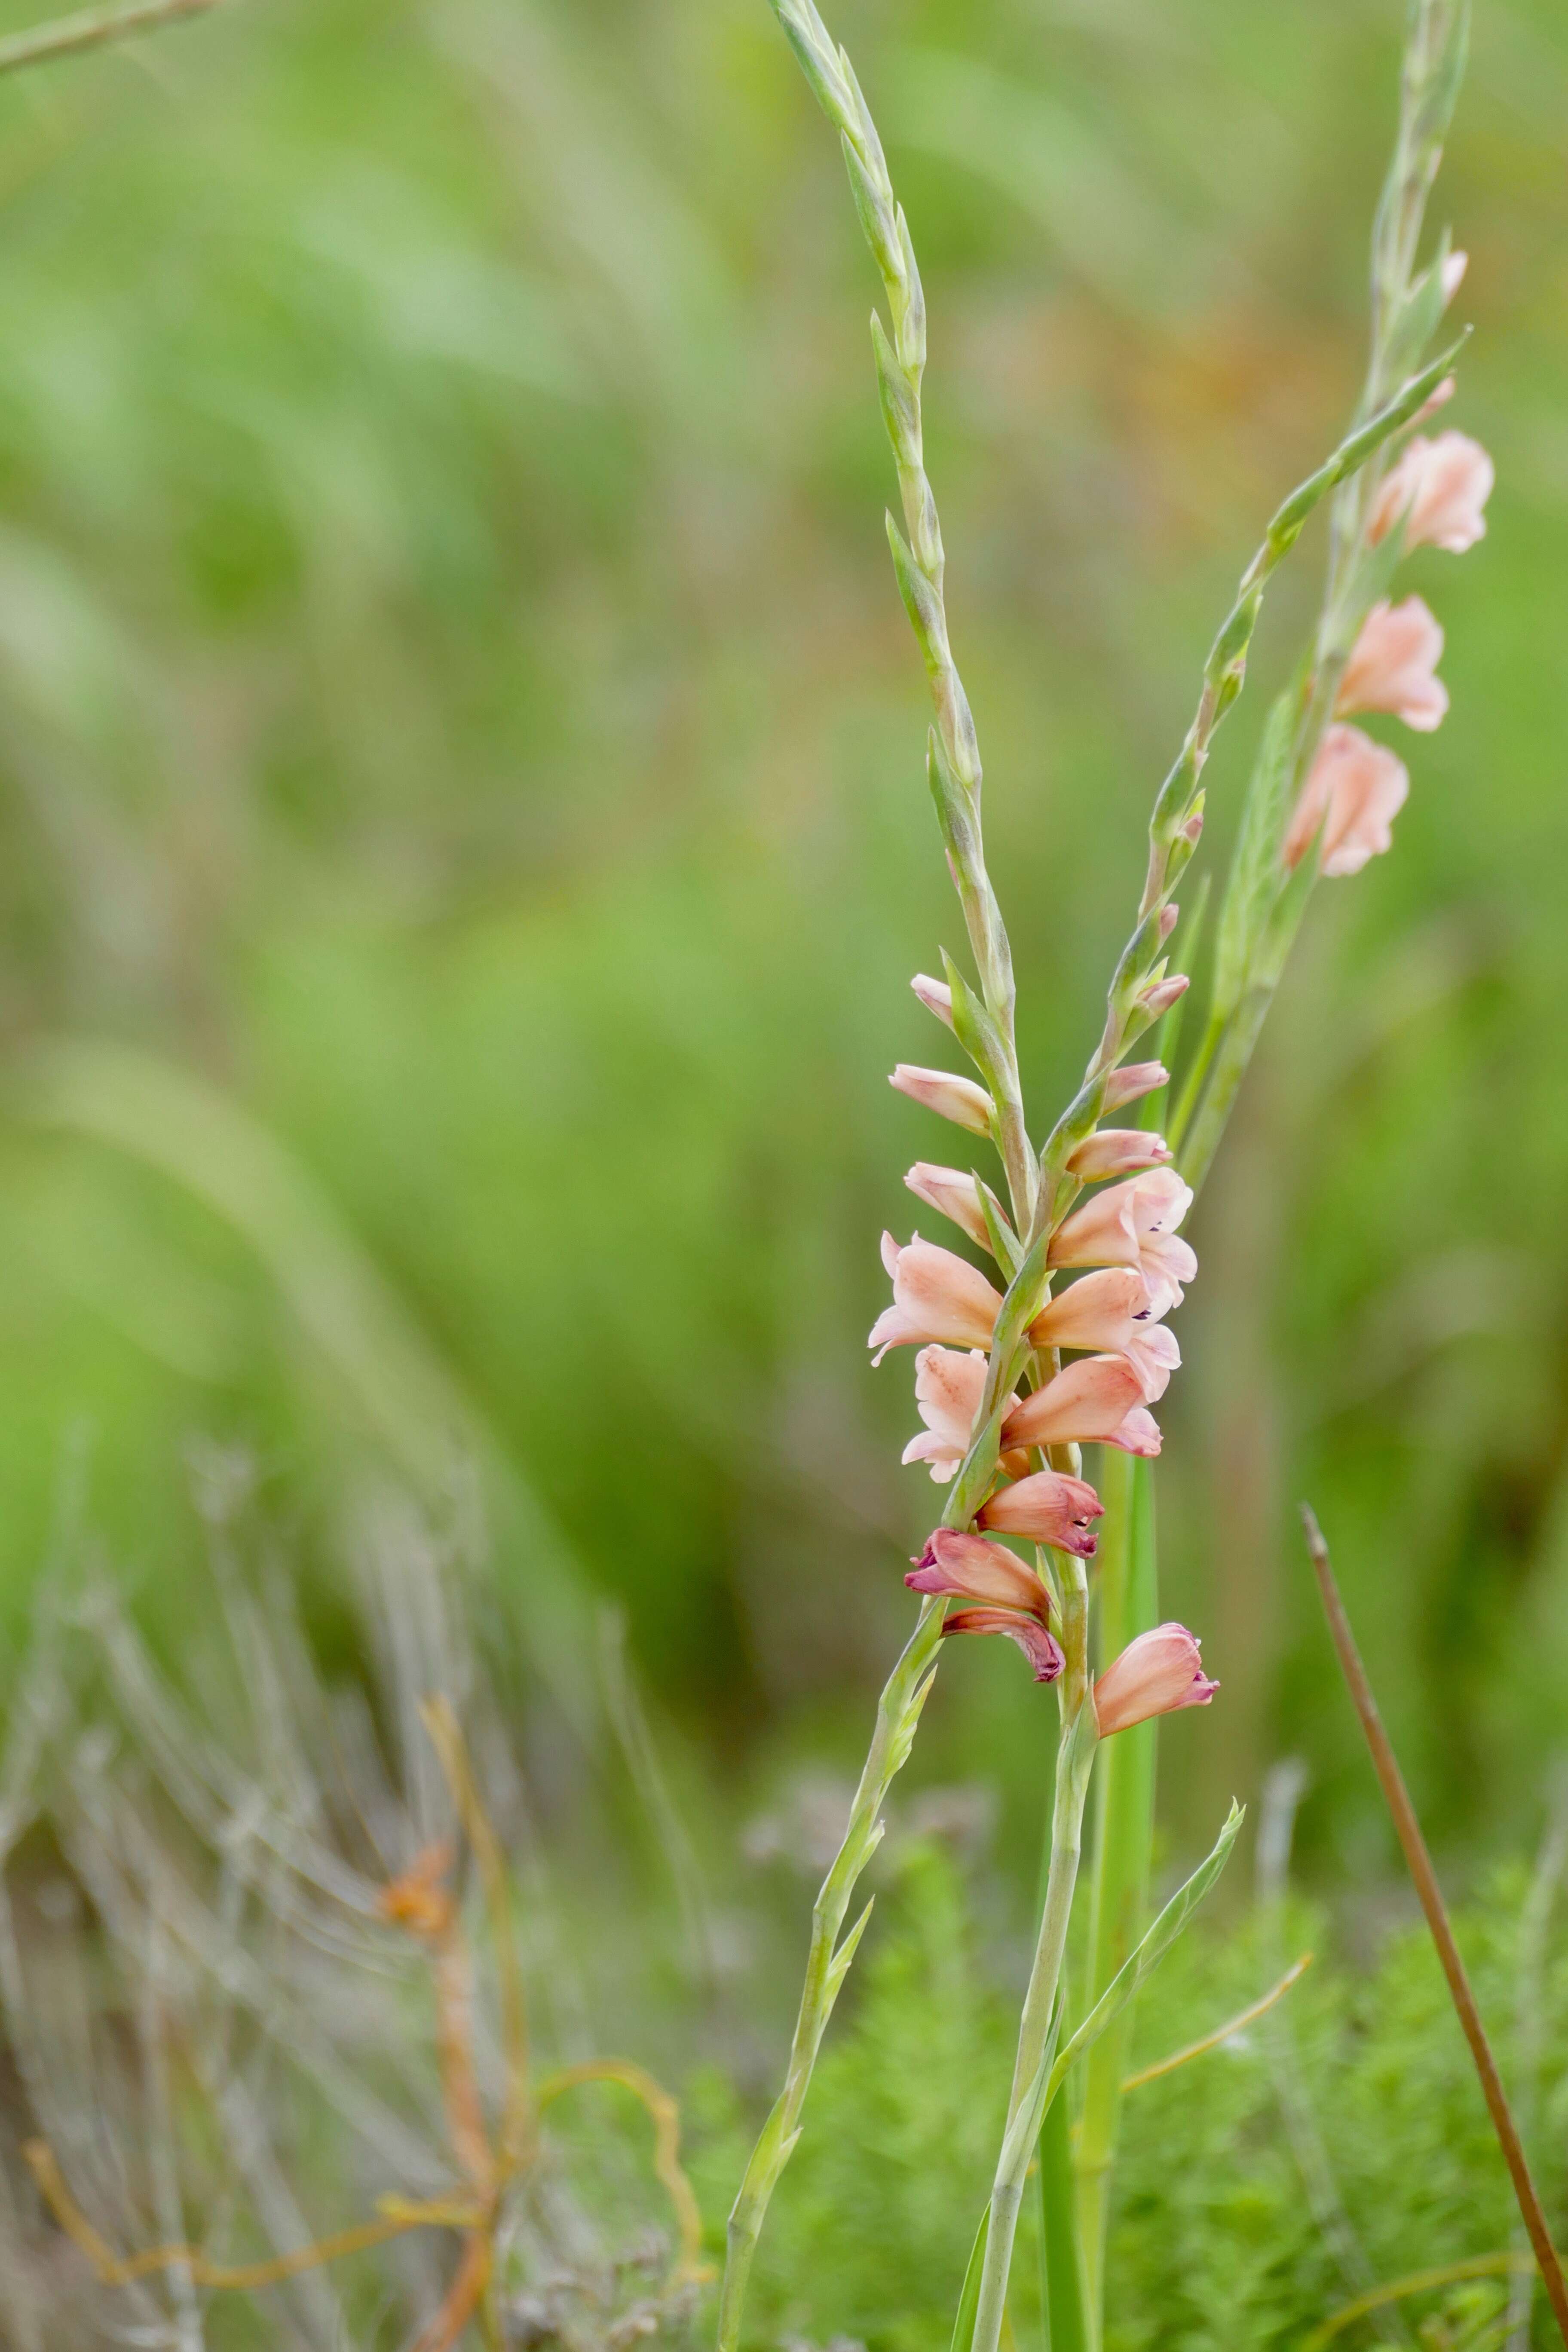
[1103,1062,1168,1112]
[1066,1129,1174,1181]
[1093,1623,1218,1734]
[1138,974,1189,1020]
[1158,904,1179,944]
[905,1164,990,1252]
[911,972,955,1027]
[890,1064,993,1136]
[1441,249,1467,303]
[1180,806,1204,845]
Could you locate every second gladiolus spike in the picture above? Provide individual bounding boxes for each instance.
[1094,1623,1218,1734]
[1336,596,1448,732]
[1283,723,1409,878]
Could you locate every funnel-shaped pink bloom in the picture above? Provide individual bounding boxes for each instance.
[869,1234,1001,1364]
[1369,430,1493,553]
[1050,1167,1196,1316]
[905,1163,991,1253]
[1001,1354,1162,1457]
[940,1607,1065,1682]
[890,1064,993,1136]
[1030,1268,1179,1401]
[1066,1129,1174,1181]
[1336,597,1447,732]
[902,1346,1020,1482]
[1094,1623,1218,1734]
[979,1468,1103,1555]
[1283,723,1409,878]
[906,1528,1050,1619]
[1103,1062,1168,1112]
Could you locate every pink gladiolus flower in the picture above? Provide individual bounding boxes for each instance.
[906,1527,1051,1619]
[1050,1167,1197,1316]
[1103,1061,1168,1112]
[1369,430,1493,553]
[940,1607,1065,1683]
[1283,723,1409,878]
[890,1064,993,1135]
[1001,1354,1161,1456]
[1094,1622,1218,1735]
[1066,1128,1174,1181]
[905,1163,991,1253]
[979,1468,1104,1555]
[902,1346,1020,1482]
[911,972,955,1027]
[1336,597,1447,732]
[869,1234,1001,1364]
[1030,1268,1179,1400]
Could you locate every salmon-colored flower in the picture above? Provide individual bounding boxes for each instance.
[940,1607,1065,1682]
[1369,430,1493,553]
[979,1468,1104,1555]
[1093,1623,1218,1735]
[1103,1061,1168,1112]
[1030,1268,1180,1401]
[890,1064,993,1135]
[1050,1167,1197,1316]
[902,1346,1020,1481]
[1283,723,1409,878]
[1336,597,1447,732]
[1066,1129,1174,1181]
[869,1234,1001,1364]
[1001,1354,1161,1458]
[904,1163,991,1252]
[911,972,955,1026]
[906,1528,1051,1619]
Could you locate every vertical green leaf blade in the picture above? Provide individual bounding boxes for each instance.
[1038,2089,1091,2352]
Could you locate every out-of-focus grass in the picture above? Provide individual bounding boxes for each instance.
[0,0,1561,1874]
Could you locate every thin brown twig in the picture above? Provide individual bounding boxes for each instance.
[1120,1953,1313,2093]
[536,2058,712,2284]
[0,0,220,75]
[1301,1504,1568,2349]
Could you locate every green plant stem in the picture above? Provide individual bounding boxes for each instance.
[0,0,220,74]
[970,1567,1097,2352]
[1074,1455,1157,2337]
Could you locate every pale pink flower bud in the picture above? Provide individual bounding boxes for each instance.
[902,1346,1019,1482]
[1103,1062,1168,1112]
[1030,1268,1180,1397]
[890,1064,993,1136]
[1180,807,1204,844]
[1369,430,1493,553]
[1412,375,1456,427]
[906,1527,1051,1619]
[1002,1354,1149,1451]
[1336,597,1448,732]
[1066,1128,1174,1181]
[1051,1167,1196,1314]
[1093,1622,1218,1735]
[869,1235,1001,1364]
[911,972,955,1027]
[905,1163,991,1252]
[939,1607,1065,1683]
[1441,249,1468,303]
[1138,973,1189,1019]
[979,1468,1104,1556]
[1283,723,1409,878]
[1157,904,1179,944]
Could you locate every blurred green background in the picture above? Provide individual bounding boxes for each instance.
[0,0,1564,1886]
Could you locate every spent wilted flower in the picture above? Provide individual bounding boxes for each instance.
[1102,1061,1169,1111]
[904,1163,992,1251]
[890,1063,994,1134]
[869,1233,1001,1362]
[1369,429,1494,552]
[902,1346,1019,1481]
[906,1527,1052,1618]
[1336,596,1448,731]
[911,972,955,1026]
[1066,1128,1175,1180]
[1001,1354,1162,1457]
[1093,1623,1219,1734]
[939,1607,1066,1682]
[978,1467,1104,1554]
[1030,1267,1180,1401]
[1050,1167,1197,1315]
[1283,723,1410,877]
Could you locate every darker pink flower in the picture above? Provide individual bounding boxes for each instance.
[906,1527,1051,1618]
[940,1608,1065,1682]
[1283,723,1409,878]
[1336,597,1447,732]
[979,1468,1104,1556]
[1093,1623,1218,1735]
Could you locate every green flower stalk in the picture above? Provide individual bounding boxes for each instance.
[723,4,1484,2347]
